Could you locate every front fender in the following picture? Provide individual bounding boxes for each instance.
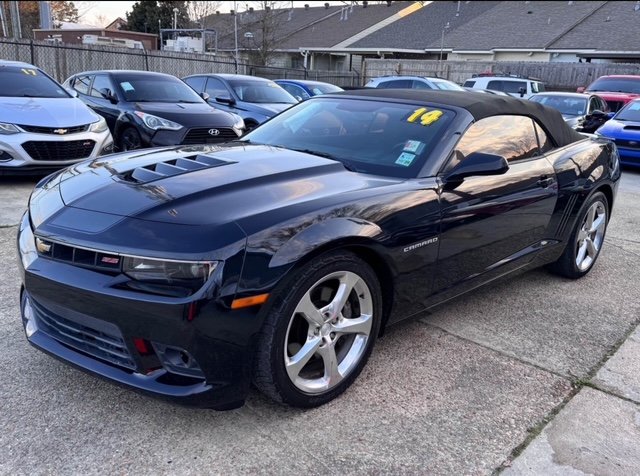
[269,217,382,268]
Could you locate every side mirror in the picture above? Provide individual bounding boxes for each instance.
[66,88,78,98]
[295,95,303,102]
[200,92,210,101]
[576,86,586,93]
[606,112,615,119]
[445,152,509,182]
[215,95,236,105]
[518,87,526,97]
[99,88,118,104]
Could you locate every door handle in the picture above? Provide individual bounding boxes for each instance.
[537,176,555,188]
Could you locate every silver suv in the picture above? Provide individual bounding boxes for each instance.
[365,75,464,91]
[0,61,114,174]
[463,75,545,99]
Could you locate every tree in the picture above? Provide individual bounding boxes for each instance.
[125,0,189,34]
[10,1,80,38]
[187,1,222,29]
[244,1,289,66]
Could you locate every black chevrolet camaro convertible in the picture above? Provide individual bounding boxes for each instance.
[18,90,620,409]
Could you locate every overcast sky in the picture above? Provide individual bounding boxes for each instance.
[83,1,363,26]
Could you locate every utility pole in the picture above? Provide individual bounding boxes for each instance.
[9,0,21,38]
[234,0,238,73]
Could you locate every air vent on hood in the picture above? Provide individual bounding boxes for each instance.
[623,125,640,131]
[119,154,235,184]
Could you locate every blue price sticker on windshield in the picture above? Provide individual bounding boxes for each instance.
[395,152,416,166]
[120,82,134,92]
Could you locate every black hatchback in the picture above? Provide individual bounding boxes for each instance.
[63,71,245,151]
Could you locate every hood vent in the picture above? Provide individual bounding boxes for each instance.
[622,125,640,131]
[120,154,235,184]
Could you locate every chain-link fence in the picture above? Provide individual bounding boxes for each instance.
[0,38,358,86]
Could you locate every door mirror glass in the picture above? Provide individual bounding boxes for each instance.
[445,152,509,182]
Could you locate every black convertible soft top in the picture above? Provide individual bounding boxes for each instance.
[334,89,585,148]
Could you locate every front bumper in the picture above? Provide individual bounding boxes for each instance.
[0,128,113,173]
[17,215,260,410]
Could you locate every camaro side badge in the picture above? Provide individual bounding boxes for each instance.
[403,237,439,253]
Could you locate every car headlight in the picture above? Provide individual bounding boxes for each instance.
[134,112,183,131]
[122,256,217,291]
[89,116,108,133]
[0,122,20,135]
[231,115,245,135]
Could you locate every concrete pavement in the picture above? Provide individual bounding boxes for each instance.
[0,170,639,474]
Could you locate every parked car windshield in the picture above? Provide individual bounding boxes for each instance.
[309,83,343,95]
[241,97,455,178]
[615,100,640,121]
[113,74,204,103]
[530,94,587,116]
[588,77,640,93]
[228,79,297,104]
[0,65,69,98]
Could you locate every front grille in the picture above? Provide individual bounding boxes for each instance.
[32,299,135,370]
[182,127,238,144]
[19,124,89,134]
[22,140,96,161]
[35,238,123,273]
[614,138,640,150]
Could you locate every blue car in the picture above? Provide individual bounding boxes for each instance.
[596,98,640,168]
[274,79,343,100]
[183,74,298,130]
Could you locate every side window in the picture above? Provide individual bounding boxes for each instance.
[463,80,476,87]
[72,75,91,95]
[379,79,412,89]
[90,75,115,98]
[412,80,433,89]
[451,115,541,168]
[587,98,597,114]
[533,121,553,154]
[281,83,309,99]
[487,80,504,91]
[184,76,206,93]
[597,97,608,112]
[205,77,229,99]
[501,81,528,94]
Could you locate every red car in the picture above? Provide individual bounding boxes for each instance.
[578,75,640,112]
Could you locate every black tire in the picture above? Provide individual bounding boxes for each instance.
[118,127,143,151]
[549,191,609,279]
[253,250,383,408]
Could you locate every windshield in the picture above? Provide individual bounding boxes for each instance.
[0,65,69,98]
[530,95,587,116]
[311,83,343,95]
[431,79,465,91]
[114,75,204,103]
[615,100,640,121]
[587,77,640,93]
[228,79,297,104]
[241,97,455,178]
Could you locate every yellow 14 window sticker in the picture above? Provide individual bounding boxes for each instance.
[406,107,443,126]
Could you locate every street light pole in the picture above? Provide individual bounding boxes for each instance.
[439,21,450,76]
[173,7,178,30]
[234,0,238,73]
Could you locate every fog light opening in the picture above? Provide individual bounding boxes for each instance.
[23,298,37,337]
[0,150,14,162]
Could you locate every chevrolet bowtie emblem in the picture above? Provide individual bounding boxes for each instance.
[53,128,68,135]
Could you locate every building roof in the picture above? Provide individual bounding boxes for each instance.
[431,1,606,51]
[549,1,640,52]
[351,1,501,50]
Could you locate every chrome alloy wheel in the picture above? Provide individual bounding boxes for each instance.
[575,200,607,271]
[284,271,374,394]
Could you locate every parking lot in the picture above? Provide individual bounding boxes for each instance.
[0,169,637,474]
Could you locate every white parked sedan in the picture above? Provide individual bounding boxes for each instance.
[0,60,114,174]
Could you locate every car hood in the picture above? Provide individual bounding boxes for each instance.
[0,97,99,127]
[587,91,640,102]
[598,119,640,137]
[51,144,398,228]
[134,101,235,127]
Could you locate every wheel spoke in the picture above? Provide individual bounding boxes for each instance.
[321,272,360,320]
[333,314,372,336]
[590,214,605,234]
[576,241,588,265]
[295,291,324,327]
[584,205,597,231]
[286,336,322,380]
[586,238,598,258]
[318,344,342,386]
